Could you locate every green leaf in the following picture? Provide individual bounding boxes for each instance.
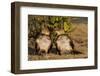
[64,22,69,32]
[56,17,59,21]
[54,23,58,27]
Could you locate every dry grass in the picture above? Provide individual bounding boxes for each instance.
[28,54,87,60]
[69,23,88,56]
[28,22,88,61]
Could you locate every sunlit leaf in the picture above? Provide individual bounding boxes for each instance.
[64,22,69,32]
[56,17,59,21]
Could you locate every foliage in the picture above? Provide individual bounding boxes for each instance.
[28,15,75,44]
